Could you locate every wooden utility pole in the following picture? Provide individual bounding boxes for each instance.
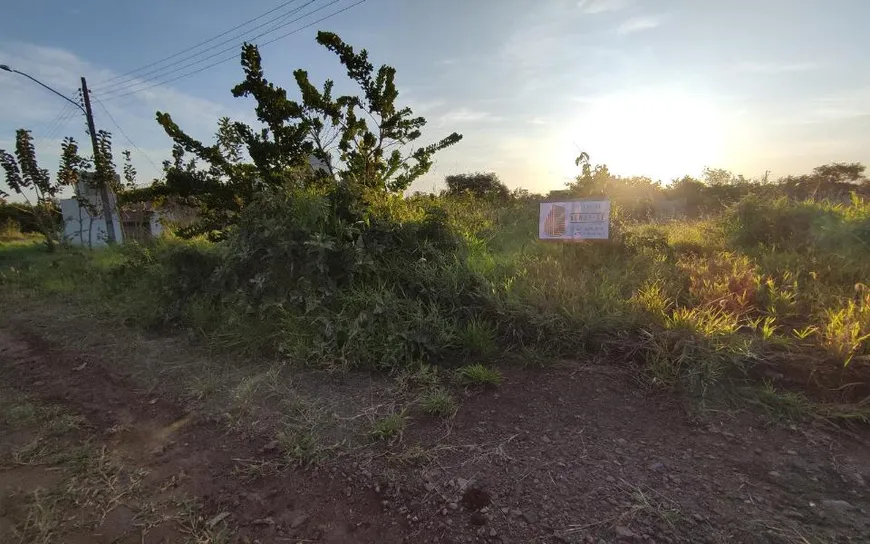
[80,77,118,244]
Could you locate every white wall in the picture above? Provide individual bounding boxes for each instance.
[60,198,124,247]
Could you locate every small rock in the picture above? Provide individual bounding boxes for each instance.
[510,509,523,518]
[261,440,280,452]
[448,502,459,511]
[251,517,274,526]
[456,477,470,490]
[649,463,665,472]
[289,513,309,529]
[522,511,538,524]
[489,528,497,537]
[615,526,636,539]
[542,436,551,444]
[821,499,853,511]
[786,449,797,455]
[768,471,781,478]
[207,512,230,528]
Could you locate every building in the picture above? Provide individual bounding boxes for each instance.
[60,174,124,247]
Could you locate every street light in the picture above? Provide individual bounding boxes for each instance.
[1,64,84,113]
[1,64,118,243]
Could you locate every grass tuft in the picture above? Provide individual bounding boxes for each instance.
[370,412,407,441]
[420,388,457,417]
[456,364,503,387]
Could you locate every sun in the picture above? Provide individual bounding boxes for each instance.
[561,87,726,181]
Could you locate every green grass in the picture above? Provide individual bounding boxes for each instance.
[456,364,503,387]
[419,388,457,417]
[2,194,869,417]
[370,412,407,441]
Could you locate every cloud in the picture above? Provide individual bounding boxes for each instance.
[617,16,662,35]
[734,61,817,74]
[578,0,628,14]
[438,107,502,125]
[0,42,252,189]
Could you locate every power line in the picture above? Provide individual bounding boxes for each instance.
[36,103,74,145]
[101,0,363,101]
[94,0,306,89]
[99,0,342,99]
[91,93,161,172]
[39,104,81,148]
[94,0,314,94]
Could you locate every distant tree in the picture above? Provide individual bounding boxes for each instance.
[0,130,62,250]
[148,32,462,237]
[812,162,865,184]
[444,172,510,200]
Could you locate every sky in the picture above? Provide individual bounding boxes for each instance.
[1,0,869,196]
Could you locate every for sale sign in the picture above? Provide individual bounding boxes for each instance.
[539,200,610,241]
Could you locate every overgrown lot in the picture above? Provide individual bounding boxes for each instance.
[2,191,869,420]
[1,31,868,422]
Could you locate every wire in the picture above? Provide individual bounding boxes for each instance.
[38,104,81,148]
[101,0,364,101]
[94,0,314,94]
[91,93,161,172]
[99,0,341,99]
[36,103,74,145]
[94,0,306,89]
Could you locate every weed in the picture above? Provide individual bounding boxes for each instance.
[456,364,503,387]
[276,426,321,466]
[821,296,870,365]
[752,381,813,422]
[420,388,457,417]
[188,370,223,401]
[12,489,61,544]
[370,412,407,441]
[178,499,233,544]
[458,318,497,356]
[395,363,440,392]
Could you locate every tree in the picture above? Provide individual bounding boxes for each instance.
[149,32,462,237]
[0,130,62,250]
[812,162,865,184]
[444,172,509,200]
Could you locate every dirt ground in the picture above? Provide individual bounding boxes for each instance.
[1,300,869,543]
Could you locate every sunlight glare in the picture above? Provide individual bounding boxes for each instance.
[562,88,726,181]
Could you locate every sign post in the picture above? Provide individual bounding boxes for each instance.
[539,199,610,241]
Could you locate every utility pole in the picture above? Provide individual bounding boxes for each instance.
[0,65,119,244]
[80,77,118,244]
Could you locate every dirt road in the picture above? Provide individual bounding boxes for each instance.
[1,303,868,543]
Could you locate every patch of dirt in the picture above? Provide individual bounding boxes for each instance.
[1,301,869,543]
[384,363,870,543]
[0,327,407,543]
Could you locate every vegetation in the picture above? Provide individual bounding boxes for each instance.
[0,130,65,250]
[456,364,504,388]
[2,31,869,420]
[419,388,457,417]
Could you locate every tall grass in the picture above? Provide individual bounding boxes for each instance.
[1,192,868,403]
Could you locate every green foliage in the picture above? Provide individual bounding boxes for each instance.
[445,172,510,200]
[370,412,406,440]
[149,32,462,238]
[0,130,62,250]
[458,318,497,357]
[456,364,503,387]
[420,388,457,417]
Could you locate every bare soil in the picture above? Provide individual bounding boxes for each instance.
[1,300,869,543]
